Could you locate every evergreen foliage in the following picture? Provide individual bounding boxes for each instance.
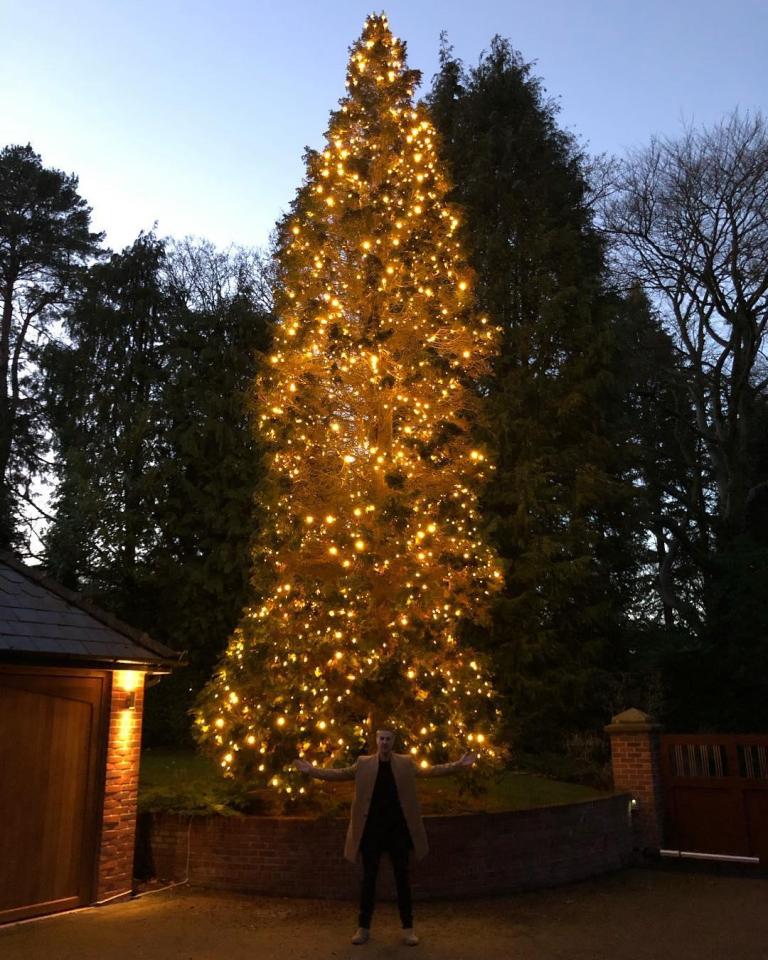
[194,15,503,799]
[0,144,102,550]
[41,235,271,743]
[141,241,272,743]
[428,39,651,751]
[42,233,170,599]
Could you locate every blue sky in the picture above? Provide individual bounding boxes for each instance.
[3,0,766,251]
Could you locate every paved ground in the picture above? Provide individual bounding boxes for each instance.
[2,864,767,960]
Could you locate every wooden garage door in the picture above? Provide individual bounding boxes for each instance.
[0,668,108,923]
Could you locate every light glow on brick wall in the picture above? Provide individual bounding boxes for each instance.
[97,669,145,903]
[116,670,142,740]
[116,669,141,693]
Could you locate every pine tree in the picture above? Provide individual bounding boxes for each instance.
[0,144,102,551]
[194,14,503,798]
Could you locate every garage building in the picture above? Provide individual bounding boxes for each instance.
[0,553,181,924]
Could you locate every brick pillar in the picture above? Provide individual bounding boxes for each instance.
[96,670,145,903]
[605,707,664,855]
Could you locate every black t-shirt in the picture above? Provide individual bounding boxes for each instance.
[365,758,410,841]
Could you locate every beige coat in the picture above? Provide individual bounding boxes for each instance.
[310,752,463,862]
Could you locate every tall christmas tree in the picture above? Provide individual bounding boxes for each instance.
[195,14,502,798]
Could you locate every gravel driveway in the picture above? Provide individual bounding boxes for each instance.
[2,864,767,960]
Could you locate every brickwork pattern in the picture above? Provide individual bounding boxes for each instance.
[608,729,664,852]
[147,794,633,900]
[96,675,145,902]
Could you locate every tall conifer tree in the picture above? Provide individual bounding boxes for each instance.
[429,40,644,753]
[195,15,502,797]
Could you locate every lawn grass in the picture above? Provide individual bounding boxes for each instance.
[139,748,608,817]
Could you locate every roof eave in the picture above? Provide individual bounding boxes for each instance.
[0,649,183,673]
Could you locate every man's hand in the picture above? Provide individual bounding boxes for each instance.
[294,758,313,774]
[458,752,477,767]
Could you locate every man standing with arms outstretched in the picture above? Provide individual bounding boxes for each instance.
[295,729,475,946]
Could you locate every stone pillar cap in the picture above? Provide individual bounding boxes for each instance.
[604,707,661,733]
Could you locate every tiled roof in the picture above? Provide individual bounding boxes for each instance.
[0,554,182,668]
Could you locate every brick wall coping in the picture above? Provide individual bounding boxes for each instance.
[150,791,627,823]
[150,791,633,830]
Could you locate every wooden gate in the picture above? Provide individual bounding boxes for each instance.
[660,734,768,864]
[0,667,109,923]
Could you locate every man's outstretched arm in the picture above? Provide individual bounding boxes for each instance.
[294,757,357,781]
[415,752,477,778]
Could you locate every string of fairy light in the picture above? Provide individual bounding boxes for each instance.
[195,14,504,796]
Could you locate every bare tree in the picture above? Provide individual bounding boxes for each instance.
[164,238,274,315]
[604,111,768,549]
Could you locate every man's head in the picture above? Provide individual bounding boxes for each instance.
[376,728,395,760]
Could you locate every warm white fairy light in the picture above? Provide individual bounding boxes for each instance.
[195,13,503,796]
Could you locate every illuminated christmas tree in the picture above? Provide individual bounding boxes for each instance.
[194,13,503,798]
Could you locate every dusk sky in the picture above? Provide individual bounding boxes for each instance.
[3,0,766,252]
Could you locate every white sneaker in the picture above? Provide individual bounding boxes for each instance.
[351,927,370,945]
[402,928,419,946]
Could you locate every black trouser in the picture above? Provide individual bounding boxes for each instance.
[358,824,413,929]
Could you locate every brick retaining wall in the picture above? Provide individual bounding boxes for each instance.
[146,793,633,899]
